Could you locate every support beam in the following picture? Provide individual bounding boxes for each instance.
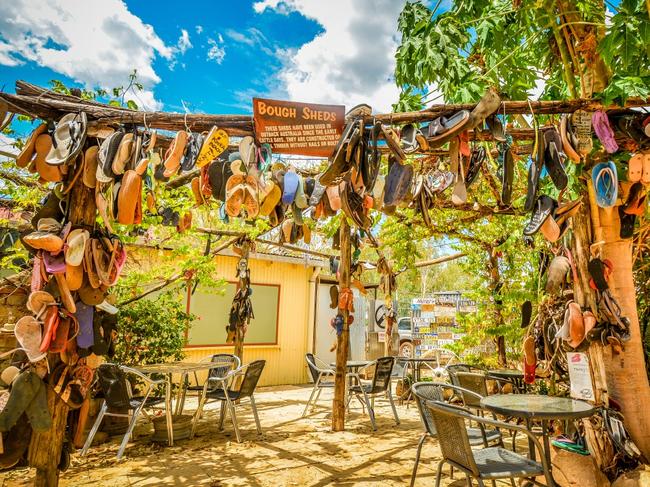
[332,218,351,432]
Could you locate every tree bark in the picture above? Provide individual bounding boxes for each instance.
[332,219,351,431]
[598,207,650,459]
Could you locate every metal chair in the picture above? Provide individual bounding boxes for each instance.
[178,353,240,413]
[391,357,409,401]
[410,382,503,487]
[347,356,400,431]
[80,363,165,460]
[426,400,553,487]
[454,372,489,413]
[446,364,485,388]
[302,353,335,417]
[193,360,266,443]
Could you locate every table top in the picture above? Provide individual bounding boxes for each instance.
[481,394,596,420]
[329,360,371,368]
[134,361,233,375]
[400,357,446,363]
[488,369,524,378]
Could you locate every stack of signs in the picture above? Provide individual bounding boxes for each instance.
[411,297,467,357]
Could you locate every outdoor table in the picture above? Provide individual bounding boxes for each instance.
[487,369,527,393]
[399,357,443,382]
[329,360,371,375]
[330,360,372,406]
[330,360,372,385]
[134,360,232,446]
[480,394,596,486]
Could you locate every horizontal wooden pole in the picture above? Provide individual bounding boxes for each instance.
[4,81,648,137]
[414,252,467,268]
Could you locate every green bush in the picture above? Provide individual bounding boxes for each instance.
[114,290,193,366]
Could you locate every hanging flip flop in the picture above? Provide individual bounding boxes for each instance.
[543,127,568,191]
[592,110,618,154]
[592,161,618,208]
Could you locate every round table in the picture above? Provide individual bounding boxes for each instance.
[481,394,596,487]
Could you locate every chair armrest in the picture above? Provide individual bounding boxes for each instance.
[120,365,166,385]
[355,361,376,376]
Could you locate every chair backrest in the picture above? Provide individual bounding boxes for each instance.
[238,360,266,398]
[446,364,470,387]
[455,372,488,408]
[97,364,131,410]
[427,400,480,476]
[209,353,241,380]
[412,382,446,437]
[305,353,320,383]
[392,358,408,378]
[370,356,394,393]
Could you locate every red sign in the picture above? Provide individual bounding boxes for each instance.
[253,97,345,157]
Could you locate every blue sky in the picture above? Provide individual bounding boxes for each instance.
[0,0,406,125]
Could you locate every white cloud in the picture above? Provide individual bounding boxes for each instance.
[0,0,183,110]
[207,37,226,64]
[195,25,203,34]
[253,0,402,112]
[253,0,287,14]
[176,29,192,55]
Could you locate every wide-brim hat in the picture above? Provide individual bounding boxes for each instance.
[46,112,87,166]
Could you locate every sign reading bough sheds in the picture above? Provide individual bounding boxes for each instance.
[253,97,345,157]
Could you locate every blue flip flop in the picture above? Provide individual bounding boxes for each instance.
[282,170,299,205]
[592,161,618,208]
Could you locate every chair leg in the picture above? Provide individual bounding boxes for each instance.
[434,460,446,487]
[466,474,473,487]
[388,390,400,425]
[314,386,323,405]
[191,391,209,439]
[410,434,427,487]
[227,399,241,443]
[302,383,319,417]
[218,400,226,431]
[80,402,107,456]
[117,405,143,460]
[361,390,376,431]
[345,393,353,410]
[250,395,262,435]
[476,478,485,487]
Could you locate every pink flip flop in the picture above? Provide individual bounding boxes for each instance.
[592,110,618,154]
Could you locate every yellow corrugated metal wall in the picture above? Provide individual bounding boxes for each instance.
[183,254,313,386]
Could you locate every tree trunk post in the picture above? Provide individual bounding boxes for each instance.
[487,246,507,366]
[233,240,251,364]
[29,168,96,486]
[598,204,650,459]
[332,219,351,431]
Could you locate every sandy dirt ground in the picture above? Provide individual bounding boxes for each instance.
[0,385,466,487]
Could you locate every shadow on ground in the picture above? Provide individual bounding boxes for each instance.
[1,385,460,487]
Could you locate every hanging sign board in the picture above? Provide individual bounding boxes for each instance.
[567,352,595,401]
[252,97,345,157]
